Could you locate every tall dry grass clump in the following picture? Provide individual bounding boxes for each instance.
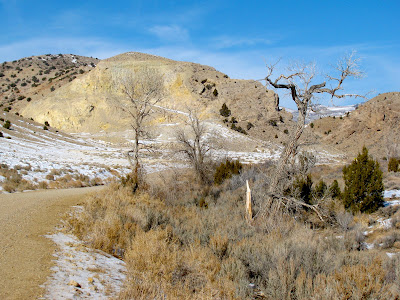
[68,167,400,299]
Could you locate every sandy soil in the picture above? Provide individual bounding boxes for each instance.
[0,186,104,300]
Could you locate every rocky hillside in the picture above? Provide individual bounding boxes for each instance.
[310,92,400,159]
[0,54,100,113]
[19,52,292,137]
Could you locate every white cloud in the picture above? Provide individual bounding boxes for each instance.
[148,25,189,42]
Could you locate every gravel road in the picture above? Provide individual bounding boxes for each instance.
[0,186,104,299]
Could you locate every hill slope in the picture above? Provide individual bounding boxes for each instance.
[19,52,291,137]
[0,54,100,113]
[310,92,400,158]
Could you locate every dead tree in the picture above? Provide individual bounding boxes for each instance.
[114,67,164,190]
[176,110,210,183]
[263,52,364,215]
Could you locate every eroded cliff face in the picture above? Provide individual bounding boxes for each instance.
[21,52,281,133]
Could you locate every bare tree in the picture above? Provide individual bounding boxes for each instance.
[176,110,210,183]
[262,52,364,214]
[114,67,164,190]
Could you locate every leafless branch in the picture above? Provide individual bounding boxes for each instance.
[113,66,165,189]
[260,52,366,220]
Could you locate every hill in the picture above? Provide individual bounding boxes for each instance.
[310,92,400,159]
[18,52,292,140]
[0,54,100,113]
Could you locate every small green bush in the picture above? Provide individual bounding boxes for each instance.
[3,120,11,129]
[44,121,50,127]
[43,125,48,130]
[219,103,231,117]
[329,180,341,199]
[291,175,313,204]
[213,89,218,97]
[388,157,399,172]
[342,147,384,213]
[214,160,242,185]
[0,132,3,138]
[230,123,247,135]
[284,129,289,134]
[310,122,314,128]
[314,180,327,198]
[246,122,254,130]
[269,119,277,127]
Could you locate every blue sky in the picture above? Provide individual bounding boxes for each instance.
[1,0,399,108]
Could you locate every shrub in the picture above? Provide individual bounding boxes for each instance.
[342,147,384,213]
[230,123,247,135]
[50,86,55,92]
[17,95,25,100]
[284,129,289,134]
[3,120,11,129]
[388,157,399,172]
[329,180,341,199]
[290,174,313,204]
[310,122,314,128]
[0,132,3,138]
[213,89,218,96]
[269,119,277,126]
[214,159,242,185]
[314,179,327,198]
[219,103,231,117]
[246,122,254,130]
[44,121,50,127]
[43,125,48,130]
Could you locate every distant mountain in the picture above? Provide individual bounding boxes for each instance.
[285,104,357,124]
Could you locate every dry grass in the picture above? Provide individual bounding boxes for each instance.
[67,168,400,299]
[0,164,104,192]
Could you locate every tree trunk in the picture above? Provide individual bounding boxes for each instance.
[268,105,307,205]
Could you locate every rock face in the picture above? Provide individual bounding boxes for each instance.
[311,92,400,158]
[21,52,281,133]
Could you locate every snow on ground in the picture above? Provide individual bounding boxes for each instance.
[1,106,348,193]
[384,190,400,199]
[42,231,126,299]
[376,217,393,229]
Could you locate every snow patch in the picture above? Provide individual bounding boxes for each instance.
[384,190,400,199]
[43,232,126,299]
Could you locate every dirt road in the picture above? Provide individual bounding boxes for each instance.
[0,186,104,300]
